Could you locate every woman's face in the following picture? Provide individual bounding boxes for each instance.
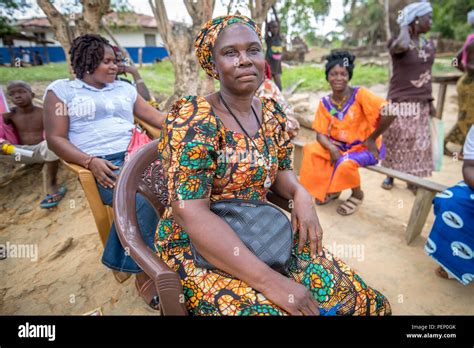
[327,64,349,93]
[269,21,279,36]
[90,45,118,84]
[212,24,265,95]
[416,13,432,33]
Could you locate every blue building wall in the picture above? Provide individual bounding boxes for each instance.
[0,46,168,64]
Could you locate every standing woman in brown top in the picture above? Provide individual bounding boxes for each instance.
[381,2,435,193]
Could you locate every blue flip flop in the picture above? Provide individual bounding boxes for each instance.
[40,186,67,209]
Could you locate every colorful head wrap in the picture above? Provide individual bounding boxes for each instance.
[195,15,262,80]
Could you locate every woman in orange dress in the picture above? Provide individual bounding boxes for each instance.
[300,51,396,215]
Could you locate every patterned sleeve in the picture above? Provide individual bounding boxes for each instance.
[357,87,387,129]
[312,101,330,135]
[158,96,219,202]
[267,98,294,171]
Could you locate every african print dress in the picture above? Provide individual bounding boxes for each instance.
[445,73,474,147]
[156,95,391,316]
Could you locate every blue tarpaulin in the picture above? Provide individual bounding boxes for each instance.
[0,46,168,65]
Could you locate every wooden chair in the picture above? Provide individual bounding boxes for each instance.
[61,119,161,283]
[113,140,293,315]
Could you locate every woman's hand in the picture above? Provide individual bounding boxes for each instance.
[329,146,341,165]
[291,186,324,258]
[261,273,320,316]
[89,158,119,189]
[363,137,379,160]
[117,62,138,76]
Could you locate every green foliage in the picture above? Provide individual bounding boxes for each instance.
[340,0,385,46]
[0,0,22,35]
[276,0,330,37]
[111,0,132,12]
[431,0,474,41]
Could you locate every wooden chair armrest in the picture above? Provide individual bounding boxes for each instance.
[60,159,113,247]
[60,159,91,176]
[135,117,162,140]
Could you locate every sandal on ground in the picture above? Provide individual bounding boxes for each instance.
[443,145,453,157]
[135,273,160,311]
[315,192,341,205]
[435,266,454,280]
[336,196,363,216]
[39,186,67,209]
[381,177,394,190]
[407,183,418,196]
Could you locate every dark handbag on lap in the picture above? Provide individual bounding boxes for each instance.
[189,199,293,275]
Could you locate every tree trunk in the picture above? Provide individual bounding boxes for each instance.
[150,0,215,108]
[79,0,111,34]
[37,0,74,73]
[384,0,393,78]
[38,0,110,76]
[248,0,277,29]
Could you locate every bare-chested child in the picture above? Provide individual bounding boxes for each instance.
[1,81,66,208]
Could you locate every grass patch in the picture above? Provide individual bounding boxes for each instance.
[0,63,70,85]
[282,64,389,92]
[134,60,175,97]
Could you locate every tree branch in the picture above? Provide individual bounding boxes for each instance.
[151,0,172,47]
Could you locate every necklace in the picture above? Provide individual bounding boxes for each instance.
[218,92,273,189]
[330,95,348,110]
[329,93,349,119]
[410,36,429,62]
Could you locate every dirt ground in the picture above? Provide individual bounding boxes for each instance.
[0,82,472,315]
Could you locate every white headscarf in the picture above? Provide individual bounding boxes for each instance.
[397,1,433,27]
[468,10,474,25]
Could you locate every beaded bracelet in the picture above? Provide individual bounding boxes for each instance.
[84,156,95,169]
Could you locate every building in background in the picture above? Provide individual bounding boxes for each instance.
[0,12,169,65]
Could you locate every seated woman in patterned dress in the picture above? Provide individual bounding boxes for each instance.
[425,125,474,285]
[156,15,391,316]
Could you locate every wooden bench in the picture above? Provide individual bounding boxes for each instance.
[432,74,461,120]
[291,139,448,245]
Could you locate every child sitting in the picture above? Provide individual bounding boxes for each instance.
[0,81,66,208]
